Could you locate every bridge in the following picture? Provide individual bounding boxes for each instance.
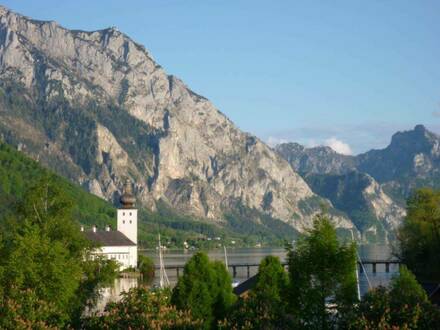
[156,259,402,279]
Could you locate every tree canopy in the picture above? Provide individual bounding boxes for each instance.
[171,252,235,329]
[349,266,440,329]
[84,287,201,330]
[398,188,440,281]
[287,213,358,329]
[224,255,289,329]
[0,177,117,328]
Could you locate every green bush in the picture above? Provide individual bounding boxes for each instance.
[137,255,155,284]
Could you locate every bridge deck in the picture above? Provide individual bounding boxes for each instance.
[155,259,401,277]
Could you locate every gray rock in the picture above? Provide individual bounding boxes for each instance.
[0,6,355,233]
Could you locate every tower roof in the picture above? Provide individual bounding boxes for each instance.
[120,179,136,209]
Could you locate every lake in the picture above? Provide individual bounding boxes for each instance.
[97,245,398,309]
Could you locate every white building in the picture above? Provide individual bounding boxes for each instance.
[83,180,138,271]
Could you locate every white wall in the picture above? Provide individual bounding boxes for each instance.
[117,209,137,244]
[92,245,138,271]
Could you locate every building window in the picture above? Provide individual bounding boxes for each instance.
[129,212,132,216]
[129,220,132,224]
[123,220,125,224]
[123,212,125,216]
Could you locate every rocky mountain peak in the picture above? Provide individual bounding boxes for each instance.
[275,142,356,175]
[389,125,437,151]
[0,6,356,234]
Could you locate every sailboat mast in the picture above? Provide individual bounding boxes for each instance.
[351,230,362,301]
[223,245,228,269]
[158,234,170,288]
[159,234,163,288]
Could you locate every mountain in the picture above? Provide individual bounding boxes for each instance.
[0,6,355,235]
[275,143,356,175]
[275,125,440,241]
[305,171,405,242]
[357,125,440,203]
[0,141,115,228]
[0,141,304,248]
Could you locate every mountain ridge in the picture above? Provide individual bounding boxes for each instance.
[0,6,355,235]
[275,124,440,241]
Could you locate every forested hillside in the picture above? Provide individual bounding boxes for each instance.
[0,142,299,248]
[0,142,115,227]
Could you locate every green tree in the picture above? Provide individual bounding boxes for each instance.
[349,267,440,329]
[389,266,428,327]
[0,177,117,328]
[84,287,201,329]
[171,252,235,329]
[138,254,155,284]
[224,256,290,330]
[286,213,358,329]
[398,188,440,281]
[251,256,288,328]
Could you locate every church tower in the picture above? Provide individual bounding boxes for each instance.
[117,179,138,244]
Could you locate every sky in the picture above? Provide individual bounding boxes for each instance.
[2,0,440,155]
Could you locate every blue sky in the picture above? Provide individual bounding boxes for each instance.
[3,1,440,154]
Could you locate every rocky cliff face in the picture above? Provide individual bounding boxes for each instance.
[275,143,357,175]
[276,125,440,241]
[0,6,355,233]
[304,171,405,242]
[357,125,440,200]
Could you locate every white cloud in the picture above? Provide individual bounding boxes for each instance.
[266,136,288,147]
[324,137,353,155]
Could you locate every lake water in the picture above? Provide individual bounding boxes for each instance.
[98,245,398,309]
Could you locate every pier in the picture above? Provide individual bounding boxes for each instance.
[156,259,402,279]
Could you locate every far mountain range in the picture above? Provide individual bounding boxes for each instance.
[0,6,438,243]
[276,124,440,242]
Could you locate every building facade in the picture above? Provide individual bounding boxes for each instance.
[83,180,138,271]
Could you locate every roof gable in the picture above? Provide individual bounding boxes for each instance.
[84,230,136,247]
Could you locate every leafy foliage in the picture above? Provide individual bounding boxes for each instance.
[398,188,440,281]
[224,256,290,329]
[171,252,235,329]
[0,177,118,328]
[83,287,201,329]
[251,256,288,324]
[286,213,358,329]
[348,267,440,329]
[138,255,155,285]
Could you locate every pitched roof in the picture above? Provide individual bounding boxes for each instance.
[233,274,258,296]
[84,230,136,247]
[421,282,440,297]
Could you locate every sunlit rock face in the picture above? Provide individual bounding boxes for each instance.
[276,125,440,242]
[0,6,355,233]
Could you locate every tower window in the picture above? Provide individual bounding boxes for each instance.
[123,220,125,224]
[129,212,132,216]
[129,220,132,224]
[123,212,125,216]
